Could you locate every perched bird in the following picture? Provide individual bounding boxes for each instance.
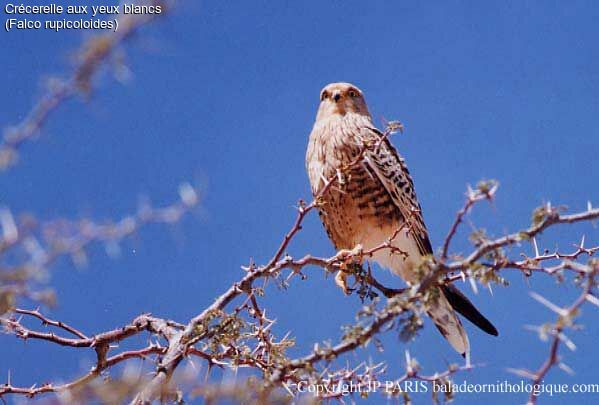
[305,82,498,357]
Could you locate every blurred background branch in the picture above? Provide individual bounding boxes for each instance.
[0,0,173,170]
[1,2,598,404]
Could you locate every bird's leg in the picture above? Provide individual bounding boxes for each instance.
[334,244,364,295]
[334,270,351,295]
[337,244,364,259]
[365,267,407,298]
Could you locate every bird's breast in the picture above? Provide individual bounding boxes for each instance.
[305,114,421,279]
[320,164,403,248]
[307,138,399,246]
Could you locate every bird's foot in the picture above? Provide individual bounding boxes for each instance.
[335,270,352,295]
[333,244,364,295]
[336,244,364,264]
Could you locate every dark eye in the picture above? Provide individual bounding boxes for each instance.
[348,90,357,98]
[321,91,329,101]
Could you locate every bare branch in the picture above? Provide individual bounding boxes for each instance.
[0,0,174,169]
[440,181,498,260]
[0,184,198,307]
[518,266,597,405]
[13,308,88,339]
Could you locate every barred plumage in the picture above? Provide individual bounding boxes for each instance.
[306,82,497,357]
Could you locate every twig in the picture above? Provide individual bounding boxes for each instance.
[13,308,88,339]
[440,182,497,260]
[523,267,597,405]
[0,0,174,169]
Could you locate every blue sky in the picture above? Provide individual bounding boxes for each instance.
[2,1,599,404]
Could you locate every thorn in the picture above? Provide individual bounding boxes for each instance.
[532,237,540,258]
[505,367,537,380]
[0,208,18,244]
[558,362,575,376]
[280,331,291,342]
[186,357,198,372]
[469,277,479,295]
[585,294,599,308]
[557,331,577,351]
[178,182,198,207]
[281,382,294,397]
[319,365,331,378]
[336,168,346,185]
[319,173,329,184]
[530,292,567,316]
[523,324,542,334]
[262,319,276,333]
[466,184,474,199]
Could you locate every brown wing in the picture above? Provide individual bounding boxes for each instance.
[361,131,433,256]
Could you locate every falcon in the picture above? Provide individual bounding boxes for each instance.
[305,82,498,357]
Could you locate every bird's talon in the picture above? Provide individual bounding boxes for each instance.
[335,270,351,295]
[337,244,364,266]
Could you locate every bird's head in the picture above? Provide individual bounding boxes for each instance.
[316,82,371,120]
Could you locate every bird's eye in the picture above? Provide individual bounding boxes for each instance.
[348,90,357,98]
[321,91,329,101]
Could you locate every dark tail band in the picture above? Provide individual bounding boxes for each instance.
[441,284,499,336]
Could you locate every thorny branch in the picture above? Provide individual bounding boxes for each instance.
[127,121,406,404]
[440,181,498,260]
[13,308,88,339]
[0,182,198,310]
[2,4,598,400]
[416,198,599,295]
[0,313,185,398]
[1,0,188,312]
[2,128,597,403]
[507,265,598,405]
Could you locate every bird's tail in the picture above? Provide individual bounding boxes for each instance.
[427,287,470,357]
[441,284,499,337]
